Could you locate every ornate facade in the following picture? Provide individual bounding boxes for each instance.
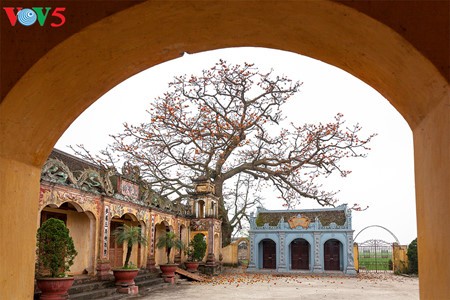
[248,205,356,274]
[38,149,221,277]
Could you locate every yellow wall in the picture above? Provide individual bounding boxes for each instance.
[353,243,359,271]
[221,238,249,265]
[393,244,409,273]
[68,212,93,274]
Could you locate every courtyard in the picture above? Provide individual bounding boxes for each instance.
[138,271,419,300]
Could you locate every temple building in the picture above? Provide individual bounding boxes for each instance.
[38,149,221,278]
[247,205,356,274]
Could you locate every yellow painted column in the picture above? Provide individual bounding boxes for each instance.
[414,97,450,299]
[0,158,40,299]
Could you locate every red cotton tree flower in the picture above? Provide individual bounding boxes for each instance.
[73,60,375,246]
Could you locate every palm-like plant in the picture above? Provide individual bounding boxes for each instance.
[156,231,183,264]
[112,224,147,268]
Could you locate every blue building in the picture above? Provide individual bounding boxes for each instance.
[247,205,356,274]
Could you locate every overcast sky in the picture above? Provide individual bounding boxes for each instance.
[56,47,417,245]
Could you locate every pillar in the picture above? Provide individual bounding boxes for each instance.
[313,232,322,273]
[345,233,357,275]
[0,158,40,299]
[414,99,450,299]
[277,232,287,272]
[247,233,256,270]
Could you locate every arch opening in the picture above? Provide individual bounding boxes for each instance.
[0,1,448,298]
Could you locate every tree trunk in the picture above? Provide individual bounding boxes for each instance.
[166,247,171,264]
[214,179,233,247]
[125,244,132,267]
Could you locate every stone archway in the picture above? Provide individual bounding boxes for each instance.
[0,1,448,298]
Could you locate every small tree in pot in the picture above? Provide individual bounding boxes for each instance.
[156,231,183,282]
[184,233,207,272]
[111,224,147,288]
[36,218,78,300]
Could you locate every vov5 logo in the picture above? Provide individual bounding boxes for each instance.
[3,7,66,27]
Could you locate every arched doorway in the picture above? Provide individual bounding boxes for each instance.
[0,2,447,298]
[40,202,96,275]
[180,224,188,261]
[259,239,276,269]
[154,222,171,266]
[109,213,141,268]
[290,239,310,270]
[324,239,342,271]
[198,200,205,218]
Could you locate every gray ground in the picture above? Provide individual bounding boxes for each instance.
[138,270,419,300]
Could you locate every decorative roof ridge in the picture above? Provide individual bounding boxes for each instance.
[257,204,347,214]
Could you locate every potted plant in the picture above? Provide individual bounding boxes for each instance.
[156,231,183,282]
[35,218,78,300]
[111,224,147,287]
[184,233,207,272]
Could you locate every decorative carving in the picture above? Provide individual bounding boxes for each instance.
[190,219,208,231]
[214,221,221,233]
[279,233,285,265]
[122,161,140,181]
[76,167,115,196]
[41,159,77,184]
[109,203,125,218]
[119,178,139,200]
[103,206,110,258]
[40,187,98,214]
[347,235,354,267]
[287,215,311,229]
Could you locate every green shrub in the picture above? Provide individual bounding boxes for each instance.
[190,234,207,262]
[36,218,78,277]
[407,238,418,274]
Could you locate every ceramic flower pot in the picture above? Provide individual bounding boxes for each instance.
[112,269,139,287]
[184,261,200,273]
[36,276,74,300]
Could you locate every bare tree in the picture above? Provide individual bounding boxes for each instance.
[224,173,264,238]
[73,60,375,246]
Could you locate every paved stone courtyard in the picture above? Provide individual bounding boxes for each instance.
[138,271,419,300]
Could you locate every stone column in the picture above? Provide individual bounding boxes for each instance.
[313,232,323,273]
[97,205,111,280]
[345,233,357,275]
[146,214,157,272]
[247,233,256,270]
[277,232,287,272]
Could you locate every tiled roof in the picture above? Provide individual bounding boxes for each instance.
[49,148,100,172]
[255,208,347,226]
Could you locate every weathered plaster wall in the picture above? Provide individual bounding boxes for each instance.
[68,212,92,274]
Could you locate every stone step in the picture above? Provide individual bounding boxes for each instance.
[136,277,165,287]
[69,280,115,295]
[69,286,119,300]
[134,273,160,283]
[137,282,171,296]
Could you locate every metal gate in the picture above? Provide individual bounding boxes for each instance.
[358,239,393,272]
